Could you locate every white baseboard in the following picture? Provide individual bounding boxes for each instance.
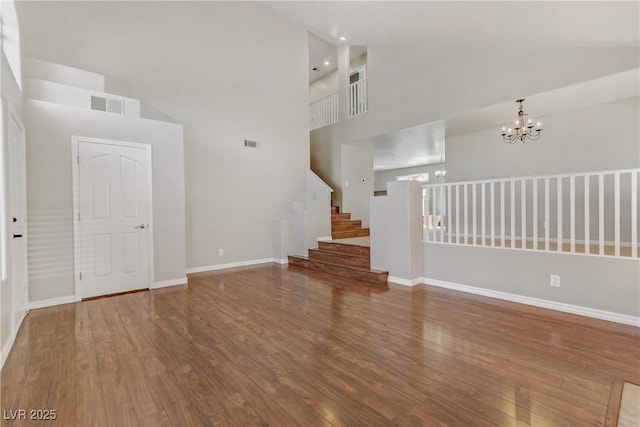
[187,258,282,274]
[1,328,16,370]
[273,258,289,265]
[422,277,640,327]
[388,276,421,286]
[152,277,187,289]
[28,295,79,310]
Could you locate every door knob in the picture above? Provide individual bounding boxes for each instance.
[134,224,146,229]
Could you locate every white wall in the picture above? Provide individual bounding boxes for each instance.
[24,57,103,92]
[309,53,367,103]
[445,97,640,241]
[374,163,445,192]
[25,78,140,118]
[310,47,639,206]
[25,100,186,302]
[17,1,309,271]
[341,144,373,225]
[424,244,640,318]
[370,181,423,283]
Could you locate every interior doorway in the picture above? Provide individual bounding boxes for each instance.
[72,137,153,299]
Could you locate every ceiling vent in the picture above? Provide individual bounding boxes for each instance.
[91,95,124,115]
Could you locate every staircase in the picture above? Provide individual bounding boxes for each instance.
[288,206,387,284]
[330,206,370,239]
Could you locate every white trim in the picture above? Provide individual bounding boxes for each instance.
[28,295,79,310]
[152,277,187,289]
[317,236,333,242]
[71,136,155,299]
[422,240,635,260]
[273,258,288,265]
[0,307,25,370]
[421,168,640,188]
[388,276,421,286]
[187,258,281,274]
[1,327,17,370]
[421,277,640,327]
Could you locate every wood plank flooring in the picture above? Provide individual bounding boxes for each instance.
[1,264,638,426]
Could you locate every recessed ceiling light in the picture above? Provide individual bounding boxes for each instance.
[339,36,346,42]
[324,61,330,66]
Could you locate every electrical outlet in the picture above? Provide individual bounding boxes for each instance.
[550,274,560,287]
[218,248,224,256]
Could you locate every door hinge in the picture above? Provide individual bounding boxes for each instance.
[79,272,82,280]
[77,212,80,221]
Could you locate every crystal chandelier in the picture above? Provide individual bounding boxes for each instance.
[434,156,446,178]
[501,99,542,144]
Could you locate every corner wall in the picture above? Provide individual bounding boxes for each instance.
[17,1,310,271]
[25,100,186,302]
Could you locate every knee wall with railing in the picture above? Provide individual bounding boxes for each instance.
[422,169,639,259]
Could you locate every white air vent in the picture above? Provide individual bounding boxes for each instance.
[91,95,125,115]
[244,139,258,148]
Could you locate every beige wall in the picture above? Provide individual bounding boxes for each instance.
[25,101,186,302]
[17,2,310,271]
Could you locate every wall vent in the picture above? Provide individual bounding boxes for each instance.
[244,139,258,148]
[91,95,125,115]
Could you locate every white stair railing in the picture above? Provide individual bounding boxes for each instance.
[422,169,639,259]
[348,78,367,117]
[309,92,338,131]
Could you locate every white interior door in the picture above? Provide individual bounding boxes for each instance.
[8,106,27,330]
[76,139,151,299]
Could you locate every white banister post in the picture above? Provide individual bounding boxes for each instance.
[544,178,550,251]
[533,179,538,250]
[614,172,620,257]
[632,171,638,259]
[599,174,604,255]
[557,177,563,252]
[521,180,526,249]
[585,176,590,255]
[570,176,575,254]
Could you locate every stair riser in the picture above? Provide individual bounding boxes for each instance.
[331,221,362,231]
[318,242,370,257]
[331,213,351,221]
[290,258,387,284]
[332,229,370,239]
[308,250,370,269]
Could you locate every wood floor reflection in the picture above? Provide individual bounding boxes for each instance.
[1,264,638,426]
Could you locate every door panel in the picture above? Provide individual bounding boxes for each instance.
[78,141,150,298]
[8,107,27,331]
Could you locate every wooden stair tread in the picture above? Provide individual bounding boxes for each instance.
[288,255,385,274]
[331,220,362,230]
[331,213,351,221]
[288,255,388,284]
[309,247,368,260]
[318,241,370,257]
[332,228,370,238]
[308,248,370,269]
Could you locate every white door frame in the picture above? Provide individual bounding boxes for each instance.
[71,136,154,299]
[7,102,27,328]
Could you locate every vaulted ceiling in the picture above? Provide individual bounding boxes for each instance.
[263,1,639,171]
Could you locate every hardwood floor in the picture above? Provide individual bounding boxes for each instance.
[1,264,638,426]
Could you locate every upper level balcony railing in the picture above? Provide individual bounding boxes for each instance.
[309,78,368,131]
